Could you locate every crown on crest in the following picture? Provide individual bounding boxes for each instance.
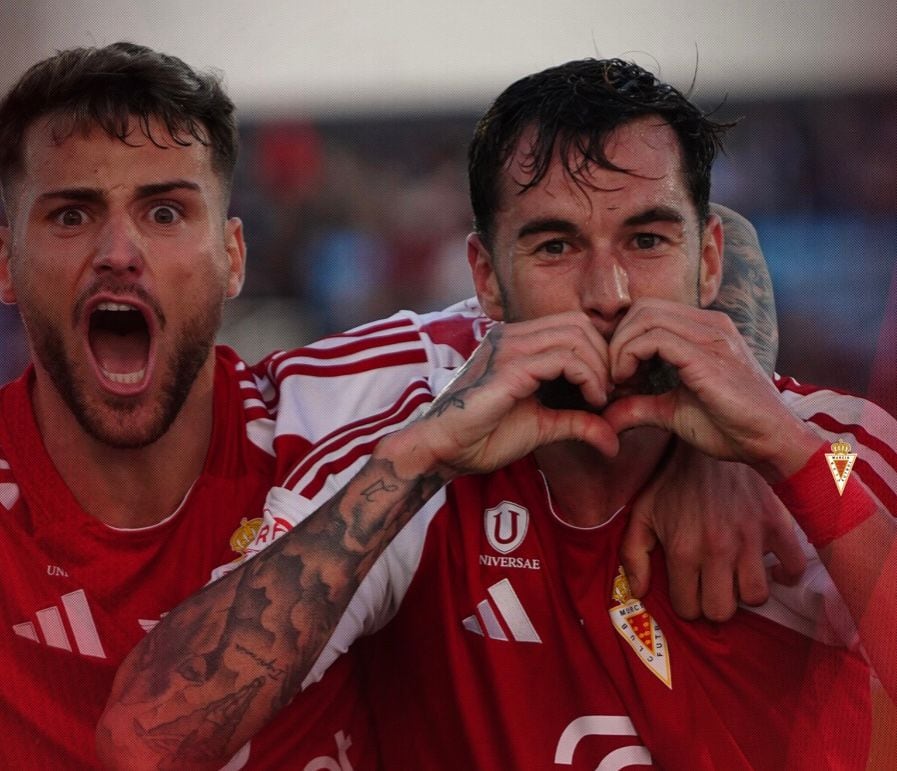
[830,438,852,455]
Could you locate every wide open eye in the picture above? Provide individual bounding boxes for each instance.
[54,208,89,227]
[148,204,182,225]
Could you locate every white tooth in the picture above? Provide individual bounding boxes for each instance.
[103,369,146,384]
[97,302,137,312]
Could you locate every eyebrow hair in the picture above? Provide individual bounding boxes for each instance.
[622,206,685,228]
[135,179,201,198]
[37,187,104,205]
[517,218,580,240]
[36,179,201,206]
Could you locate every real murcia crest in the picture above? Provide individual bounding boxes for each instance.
[608,566,672,689]
[484,501,529,554]
[825,438,857,496]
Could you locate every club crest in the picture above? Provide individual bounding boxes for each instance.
[824,438,857,496]
[608,566,672,689]
[484,501,529,554]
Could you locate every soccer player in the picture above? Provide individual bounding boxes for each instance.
[0,43,794,768]
[100,59,897,769]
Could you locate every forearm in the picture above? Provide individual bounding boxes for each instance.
[769,439,897,701]
[819,512,897,703]
[97,435,446,768]
[710,203,779,375]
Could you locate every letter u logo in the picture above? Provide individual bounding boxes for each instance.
[484,501,529,554]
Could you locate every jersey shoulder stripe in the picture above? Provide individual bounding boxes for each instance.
[776,376,897,514]
[286,381,435,497]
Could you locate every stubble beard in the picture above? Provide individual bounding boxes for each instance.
[26,299,223,450]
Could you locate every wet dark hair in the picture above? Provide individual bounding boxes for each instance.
[468,58,733,249]
[0,41,237,210]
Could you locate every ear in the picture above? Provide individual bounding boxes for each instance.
[698,213,723,307]
[467,232,505,321]
[224,217,247,299]
[0,226,16,305]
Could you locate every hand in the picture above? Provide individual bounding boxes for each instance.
[391,312,620,480]
[603,298,819,479]
[621,442,807,621]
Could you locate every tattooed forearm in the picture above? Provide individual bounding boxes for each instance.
[98,449,448,768]
[234,644,287,681]
[360,477,399,502]
[711,203,779,375]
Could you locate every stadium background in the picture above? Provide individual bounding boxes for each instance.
[0,0,894,405]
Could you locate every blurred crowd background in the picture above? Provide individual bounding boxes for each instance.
[0,1,894,410]
[3,91,892,399]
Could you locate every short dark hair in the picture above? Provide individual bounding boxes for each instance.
[468,58,733,249]
[0,41,238,210]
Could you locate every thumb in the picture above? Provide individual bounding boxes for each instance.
[538,407,620,458]
[602,393,673,435]
[620,510,658,598]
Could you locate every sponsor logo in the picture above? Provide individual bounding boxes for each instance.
[12,589,106,659]
[462,578,541,643]
[608,566,671,689]
[825,438,857,495]
[484,501,529,555]
[478,554,541,570]
[555,715,652,767]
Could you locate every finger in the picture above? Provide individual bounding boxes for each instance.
[497,347,611,408]
[509,314,611,375]
[620,512,658,598]
[767,522,809,587]
[665,550,702,620]
[700,548,739,622]
[535,406,620,457]
[601,392,677,435]
[610,326,708,386]
[610,302,732,368]
[735,539,771,607]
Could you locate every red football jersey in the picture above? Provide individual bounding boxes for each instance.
[254,313,897,770]
[0,330,471,770]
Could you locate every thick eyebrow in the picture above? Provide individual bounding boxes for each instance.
[36,179,201,206]
[135,179,201,198]
[37,187,104,205]
[517,218,580,241]
[622,206,685,228]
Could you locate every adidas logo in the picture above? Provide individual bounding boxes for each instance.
[12,589,106,659]
[462,578,541,643]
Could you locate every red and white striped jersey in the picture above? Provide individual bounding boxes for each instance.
[255,329,897,770]
[0,305,478,771]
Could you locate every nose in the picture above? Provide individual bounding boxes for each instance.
[92,216,144,277]
[581,251,631,333]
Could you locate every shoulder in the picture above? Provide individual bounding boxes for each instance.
[247,303,491,460]
[775,376,897,468]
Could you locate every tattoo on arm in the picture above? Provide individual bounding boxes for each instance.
[110,454,447,765]
[360,478,399,501]
[711,203,779,375]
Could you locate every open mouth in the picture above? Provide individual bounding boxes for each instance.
[87,301,153,390]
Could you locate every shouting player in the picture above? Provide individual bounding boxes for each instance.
[100,60,897,768]
[0,43,801,768]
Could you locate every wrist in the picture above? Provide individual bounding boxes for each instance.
[771,441,876,549]
[753,423,822,485]
[374,423,457,484]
